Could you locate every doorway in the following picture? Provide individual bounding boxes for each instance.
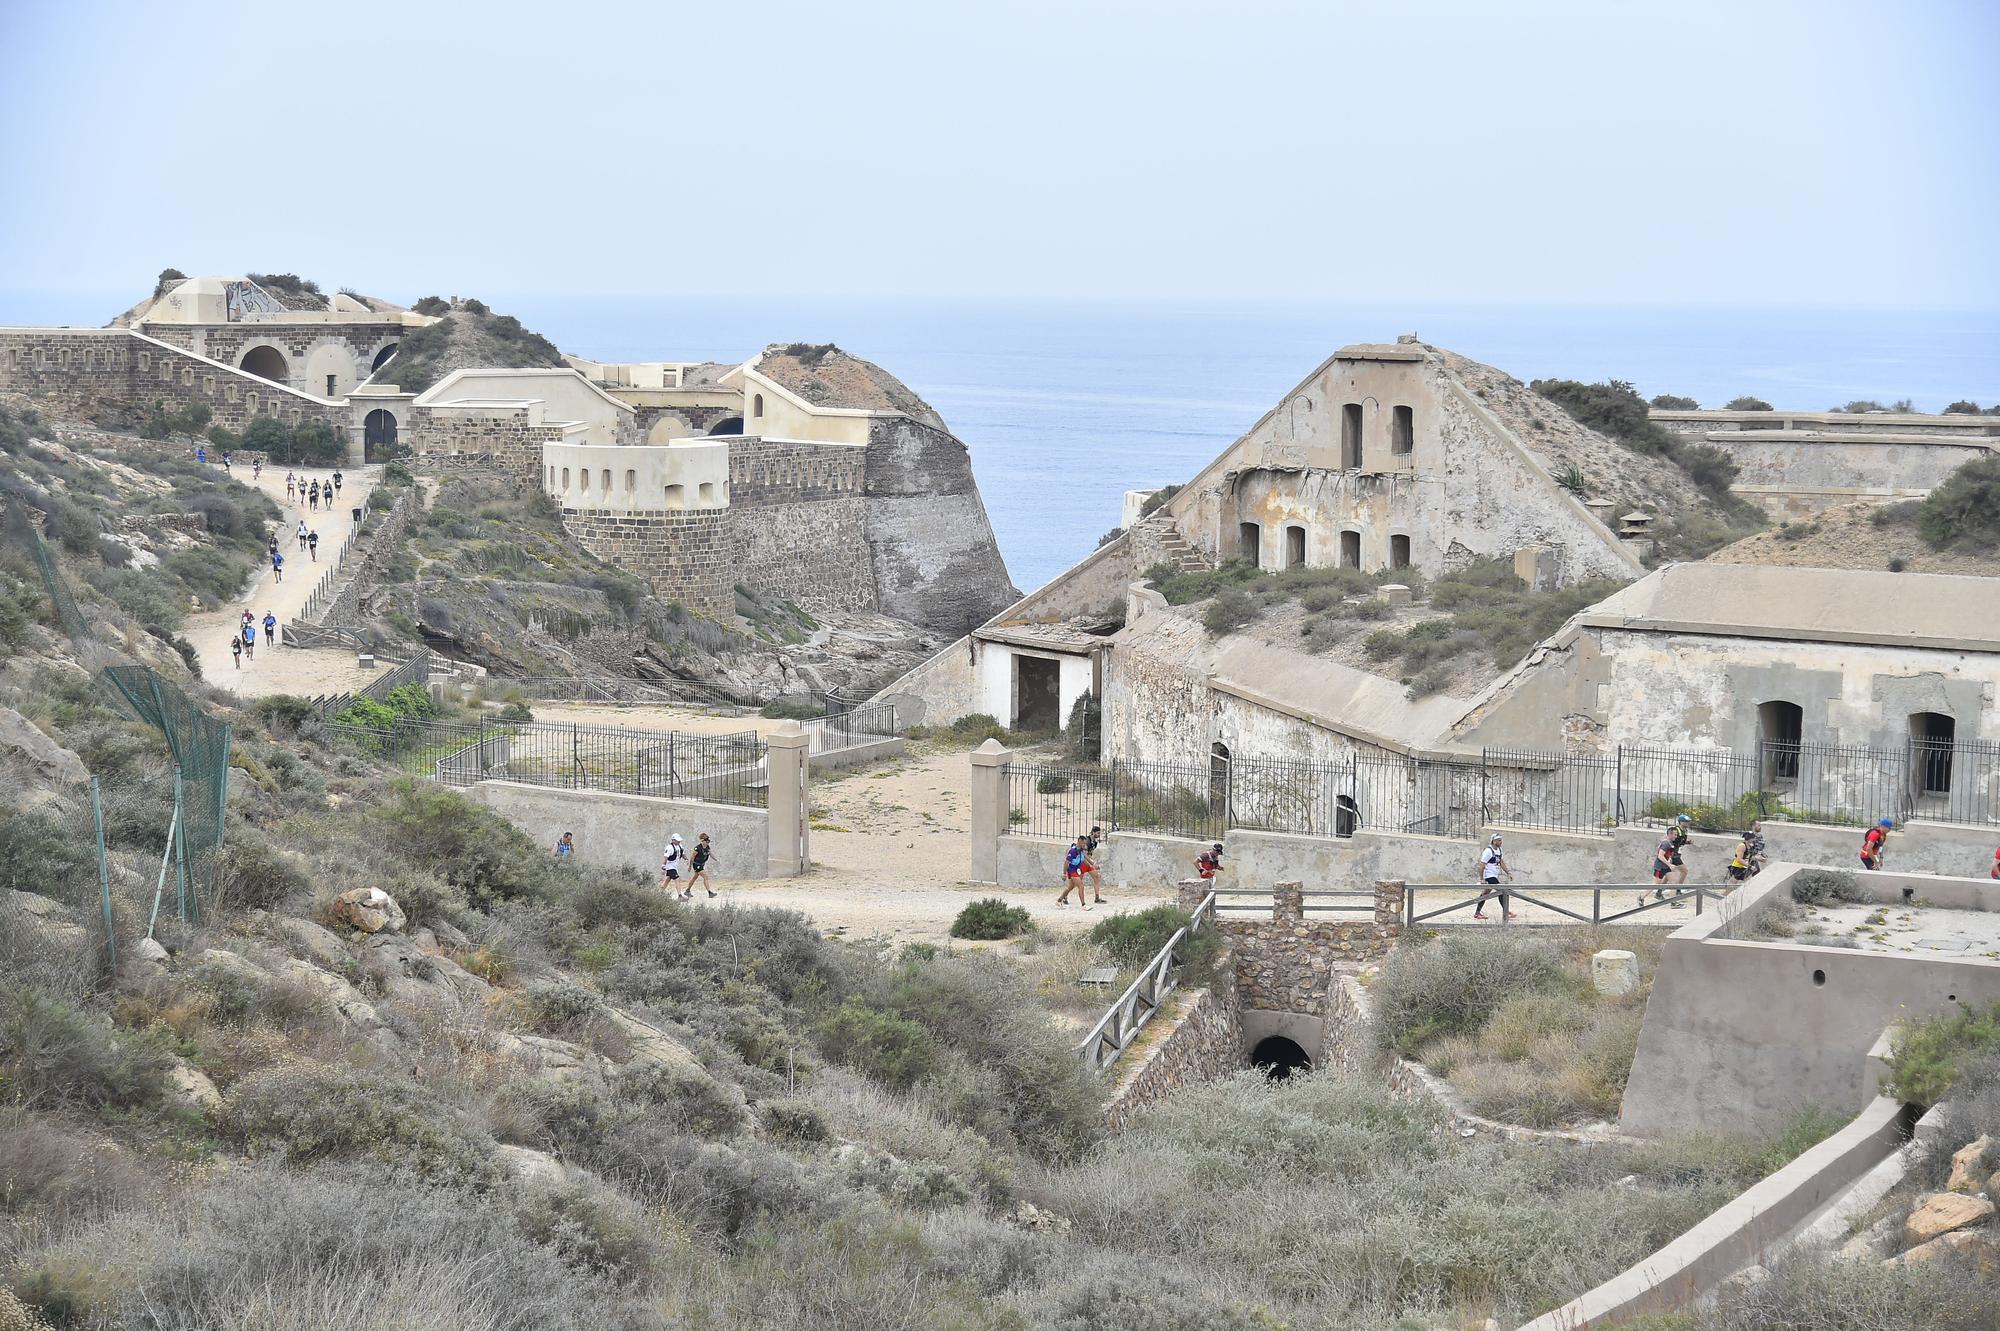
[1013,655,1061,733]
[1758,700,1803,784]
[1340,403,1363,468]
[1238,522,1261,566]
[1284,525,1306,569]
[1340,530,1362,568]
[363,409,399,462]
[1389,534,1411,569]
[1909,711,1955,797]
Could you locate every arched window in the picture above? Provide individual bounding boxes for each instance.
[1909,712,1956,798]
[753,393,764,418]
[698,482,715,504]
[579,469,590,492]
[665,483,685,509]
[1758,700,1803,784]
[1389,534,1411,568]
[624,469,636,492]
[1391,405,1414,455]
[561,467,571,490]
[600,468,611,494]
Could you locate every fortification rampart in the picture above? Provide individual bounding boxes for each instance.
[862,416,1018,635]
[560,506,734,617]
[0,327,347,438]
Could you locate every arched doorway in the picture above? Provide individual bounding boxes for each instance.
[371,343,399,373]
[1909,712,1955,800]
[363,409,399,462]
[240,344,289,385]
[1758,700,1803,785]
[708,416,744,436]
[1209,741,1232,833]
[1252,1036,1312,1080]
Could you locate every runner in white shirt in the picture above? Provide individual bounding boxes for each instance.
[1474,833,1515,921]
[661,834,688,899]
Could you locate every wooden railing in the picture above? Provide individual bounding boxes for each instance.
[1076,890,1216,1075]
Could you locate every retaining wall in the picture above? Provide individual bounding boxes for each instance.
[462,779,770,880]
[1101,963,1244,1132]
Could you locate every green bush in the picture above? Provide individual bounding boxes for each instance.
[213,835,310,911]
[1882,999,2000,1105]
[1088,902,1193,968]
[1373,932,1567,1055]
[0,809,92,893]
[1724,396,1773,411]
[1533,377,1741,500]
[370,780,555,905]
[510,1178,658,1284]
[498,701,535,722]
[494,1077,614,1157]
[1649,394,1700,410]
[814,997,938,1091]
[1035,773,1072,794]
[617,1063,741,1138]
[1788,868,1868,906]
[1916,454,2000,553]
[950,898,1032,941]
[1202,588,1257,636]
[760,696,822,720]
[227,1062,500,1185]
[1138,484,1180,518]
[0,986,174,1111]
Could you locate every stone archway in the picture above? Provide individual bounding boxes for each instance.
[708,416,744,436]
[363,408,400,462]
[240,344,289,385]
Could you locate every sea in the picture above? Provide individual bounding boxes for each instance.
[6,291,1997,593]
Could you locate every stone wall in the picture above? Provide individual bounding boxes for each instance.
[1101,959,1244,1132]
[561,506,734,617]
[730,437,867,501]
[0,329,346,438]
[863,416,1018,635]
[148,321,404,392]
[729,496,874,613]
[1207,880,1405,1015]
[408,408,566,487]
[318,489,418,630]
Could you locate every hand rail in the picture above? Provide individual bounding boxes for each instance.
[1402,882,1725,927]
[1076,890,1216,1075]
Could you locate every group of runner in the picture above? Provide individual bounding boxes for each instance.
[228,609,280,668]
[284,469,343,512]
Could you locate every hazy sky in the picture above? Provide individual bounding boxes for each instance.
[2,0,1995,310]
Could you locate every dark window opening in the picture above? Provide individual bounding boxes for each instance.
[326,374,337,396]
[1340,530,1362,568]
[1389,534,1411,568]
[753,393,764,418]
[1909,711,1955,796]
[708,416,745,436]
[1391,404,1414,455]
[1013,655,1061,733]
[1210,741,1232,828]
[1340,403,1363,469]
[363,409,398,462]
[1239,522,1261,565]
[1252,1036,1312,1080]
[240,345,288,384]
[1335,793,1359,837]
[1284,525,1306,568]
[1759,700,1803,784]
[371,343,399,371]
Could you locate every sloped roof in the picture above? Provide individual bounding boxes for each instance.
[753,343,944,429]
[1577,562,2000,652]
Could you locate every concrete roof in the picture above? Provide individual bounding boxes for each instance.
[976,622,1106,653]
[1333,342,1425,362]
[1578,562,2000,653]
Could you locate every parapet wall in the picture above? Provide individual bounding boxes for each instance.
[1101,964,1244,1132]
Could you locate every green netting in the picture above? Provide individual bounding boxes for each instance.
[3,500,230,910]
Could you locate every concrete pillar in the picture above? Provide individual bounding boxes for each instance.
[969,738,1011,884]
[1176,879,1208,913]
[1592,949,1639,997]
[1373,879,1406,925]
[1377,583,1412,607]
[765,724,810,877]
[1272,880,1303,925]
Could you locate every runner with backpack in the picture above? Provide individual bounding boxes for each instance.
[1860,818,1892,870]
[1057,835,1093,909]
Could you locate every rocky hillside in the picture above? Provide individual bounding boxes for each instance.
[362,471,942,705]
[376,299,567,394]
[1712,499,2000,577]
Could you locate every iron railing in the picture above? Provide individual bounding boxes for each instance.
[1077,891,1216,1074]
[1004,737,2000,846]
[326,715,768,807]
[1402,882,1723,927]
[800,702,900,754]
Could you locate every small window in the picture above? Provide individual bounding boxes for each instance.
[698,481,715,504]
[137,351,149,372]
[1285,525,1306,569]
[326,374,337,396]
[580,469,590,491]
[1389,534,1411,568]
[34,349,45,369]
[561,467,571,489]
[1391,405,1414,455]
[624,468,636,492]
[1340,403,1363,468]
[8,349,18,368]
[182,366,193,385]
[665,483,685,509]
[547,466,555,488]
[1340,530,1362,568]
[245,392,258,413]
[600,468,611,493]
[753,393,764,418]
[1238,521,1261,565]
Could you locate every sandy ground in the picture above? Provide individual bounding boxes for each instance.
[191,463,380,694]
[1714,499,2000,576]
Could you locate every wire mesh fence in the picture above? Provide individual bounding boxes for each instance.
[326,716,769,807]
[1001,737,2000,845]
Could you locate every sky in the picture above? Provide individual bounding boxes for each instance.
[0,0,1996,312]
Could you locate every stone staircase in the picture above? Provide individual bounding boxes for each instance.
[1140,516,1212,573]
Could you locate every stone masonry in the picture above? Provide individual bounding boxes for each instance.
[1181,879,1405,1016]
[562,507,733,617]
[1101,950,1244,1132]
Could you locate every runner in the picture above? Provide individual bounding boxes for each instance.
[1726,831,1754,884]
[195,444,206,465]
[1057,835,1092,909]
[296,520,309,551]
[553,831,575,860]
[661,833,688,898]
[1989,844,2000,880]
[1743,819,1770,875]
[230,634,242,668]
[272,549,284,583]
[1860,818,1892,870]
[689,833,716,898]
[1474,833,1515,920]
[263,611,278,648]
[252,459,262,480]
[332,470,344,495]
[1644,829,1684,907]
[1194,842,1225,883]
[1081,824,1107,903]
[1667,813,1693,888]
[307,529,320,562]
[286,472,296,502]
[241,619,255,659]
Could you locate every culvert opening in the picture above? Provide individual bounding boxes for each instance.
[1252,1036,1312,1081]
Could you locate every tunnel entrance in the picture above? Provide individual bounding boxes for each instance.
[240,344,289,385]
[1251,1035,1312,1080]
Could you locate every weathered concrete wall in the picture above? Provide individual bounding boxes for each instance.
[729,495,874,613]
[874,636,978,730]
[863,416,1017,635]
[998,828,1208,892]
[1622,864,2000,1136]
[1101,967,1244,1132]
[462,779,770,881]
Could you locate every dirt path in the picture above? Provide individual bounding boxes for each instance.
[193,463,379,694]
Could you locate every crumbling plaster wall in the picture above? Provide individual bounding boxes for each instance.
[1456,626,2000,756]
[1167,354,1634,586]
[862,416,1017,635]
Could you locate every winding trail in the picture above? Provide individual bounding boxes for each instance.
[188,462,380,696]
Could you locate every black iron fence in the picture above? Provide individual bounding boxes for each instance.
[1002,736,2000,844]
[327,716,768,807]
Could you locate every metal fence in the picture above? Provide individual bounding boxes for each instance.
[1003,737,2000,845]
[327,716,769,807]
[1078,890,1216,1074]
[801,702,900,755]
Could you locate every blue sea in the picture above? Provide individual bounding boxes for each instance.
[6,291,1996,593]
